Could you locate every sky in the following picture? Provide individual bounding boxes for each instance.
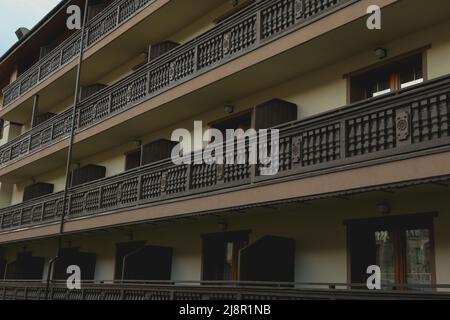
[0,0,62,57]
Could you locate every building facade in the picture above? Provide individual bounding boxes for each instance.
[0,0,450,300]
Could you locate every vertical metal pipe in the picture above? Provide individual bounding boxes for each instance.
[31,95,40,128]
[45,0,90,299]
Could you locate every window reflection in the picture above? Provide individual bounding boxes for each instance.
[375,230,395,290]
[406,229,432,291]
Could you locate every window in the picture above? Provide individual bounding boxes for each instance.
[125,148,141,171]
[347,214,436,291]
[349,52,426,103]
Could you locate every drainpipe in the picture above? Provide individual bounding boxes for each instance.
[31,95,39,128]
[45,0,90,299]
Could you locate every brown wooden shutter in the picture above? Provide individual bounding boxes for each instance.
[34,113,56,127]
[142,139,178,165]
[79,84,107,101]
[87,0,110,21]
[125,149,142,171]
[53,248,97,281]
[71,164,106,187]
[254,98,298,129]
[23,183,54,202]
[39,44,56,60]
[239,236,295,283]
[148,41,179,62]
[5,252,45,280]
[114,241,146,280]
[122,246,173,281]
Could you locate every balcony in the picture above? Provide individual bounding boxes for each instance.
[0,0,359,172]
[1,0,158,109]
[0,73,449,235]
[1,281,450,300]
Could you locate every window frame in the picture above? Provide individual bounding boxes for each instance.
[345,46,430,104]
[345,213,438,290]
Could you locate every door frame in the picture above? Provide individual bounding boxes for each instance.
[345,212,438,290]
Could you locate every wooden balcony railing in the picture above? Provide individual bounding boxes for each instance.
[1,0,156,107]
[0,73,450,233]
[0,0,358,168]
[1,281,450,300]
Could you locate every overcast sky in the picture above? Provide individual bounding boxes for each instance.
[0,0,62,56]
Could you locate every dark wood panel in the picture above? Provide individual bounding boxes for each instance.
[5,252,45,280]
[255,98,298,129]
[80,84,107,101]
[148,41,179,62]
[34,113,56,127]
[122,245,173,281]
[53,248,97,281]
[142,139,178,165]
[240,236,295,283]
[23,183,54,202]
[71,164,106,187]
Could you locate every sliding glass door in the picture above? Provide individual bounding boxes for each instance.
[348,215,435,291]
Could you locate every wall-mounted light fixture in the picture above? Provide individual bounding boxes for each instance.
[376,200,391,215]
[224,104,234,114]
[374,47,387,60]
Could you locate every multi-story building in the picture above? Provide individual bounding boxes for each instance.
[0,0,450,300]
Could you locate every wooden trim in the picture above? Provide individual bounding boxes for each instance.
[343,212,438,227]
[422,50,429,81]
[343,45,432,79]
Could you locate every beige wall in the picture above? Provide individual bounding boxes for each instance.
[1,189,449,286]
[169,1,232,45]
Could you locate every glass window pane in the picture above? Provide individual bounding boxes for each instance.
[400,62,423,89]
[369,77,391,97]
[405,229,432,291]
[375,230,396,290]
